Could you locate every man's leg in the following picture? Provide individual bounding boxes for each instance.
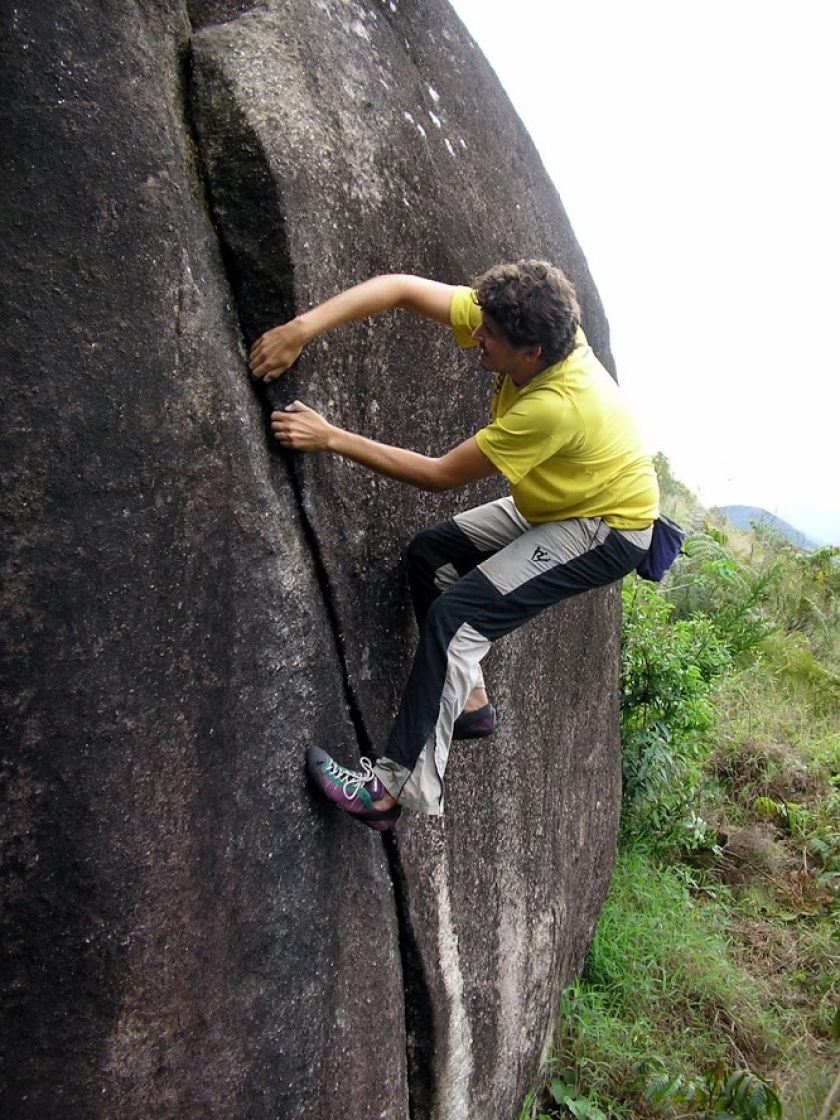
[375,518,651,815]
[407,497,529,711]
[305,498,531,829]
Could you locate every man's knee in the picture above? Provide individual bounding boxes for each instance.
[406,520,450,579]
[423,566,496,633]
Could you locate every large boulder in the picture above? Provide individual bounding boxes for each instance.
[1,4,404,1118]
[1,2,622,1118]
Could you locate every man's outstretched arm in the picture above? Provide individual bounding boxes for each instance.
[271,401,499,492]
[249,275,457,383]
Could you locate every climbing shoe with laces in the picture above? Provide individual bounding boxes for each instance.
[306,746,402,831]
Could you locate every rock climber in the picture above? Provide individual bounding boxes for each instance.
[248,261,659,831]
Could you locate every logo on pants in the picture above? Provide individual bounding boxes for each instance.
[531,546,551,564]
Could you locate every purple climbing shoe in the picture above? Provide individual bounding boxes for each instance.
[452,701,498,740]
[306,746,402,831]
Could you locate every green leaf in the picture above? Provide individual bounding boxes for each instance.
[549,1078,571,1105]
[567,1100,608,1120]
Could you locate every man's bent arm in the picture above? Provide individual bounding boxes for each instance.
[271,401,498,492]
[328,430,499,492]
[250,275,457,382]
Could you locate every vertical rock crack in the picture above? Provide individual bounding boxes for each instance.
[178,27,433,1117]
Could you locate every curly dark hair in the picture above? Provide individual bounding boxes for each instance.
[472,259,581,366]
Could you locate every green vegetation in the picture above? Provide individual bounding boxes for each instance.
[522,455,840,1120]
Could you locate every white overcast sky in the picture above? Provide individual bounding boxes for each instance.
[448,0,840,545]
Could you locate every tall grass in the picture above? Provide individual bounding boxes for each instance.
[549,849,799,1118]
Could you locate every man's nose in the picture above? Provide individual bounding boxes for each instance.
[471,324,483,341]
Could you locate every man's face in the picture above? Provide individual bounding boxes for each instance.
[471,315,543,386]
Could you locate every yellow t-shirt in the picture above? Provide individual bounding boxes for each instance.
[450,286,659,528]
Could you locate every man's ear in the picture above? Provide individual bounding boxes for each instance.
[523,344,544,367]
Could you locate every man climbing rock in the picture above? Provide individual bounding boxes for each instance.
[249,261,659,831]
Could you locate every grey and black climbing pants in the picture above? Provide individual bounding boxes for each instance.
[374,495,652,815]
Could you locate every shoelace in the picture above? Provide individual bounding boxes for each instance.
[324,755,376,802]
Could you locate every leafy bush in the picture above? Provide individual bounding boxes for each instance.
[665,532,779,658]
[620,579,731,850]
[649,1063,783,1117]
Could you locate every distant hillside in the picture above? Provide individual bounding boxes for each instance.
[718,505,818,550]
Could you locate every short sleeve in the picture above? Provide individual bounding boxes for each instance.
[449,286,481,348]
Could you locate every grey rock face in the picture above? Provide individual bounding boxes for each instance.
[1,2,622,1118]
